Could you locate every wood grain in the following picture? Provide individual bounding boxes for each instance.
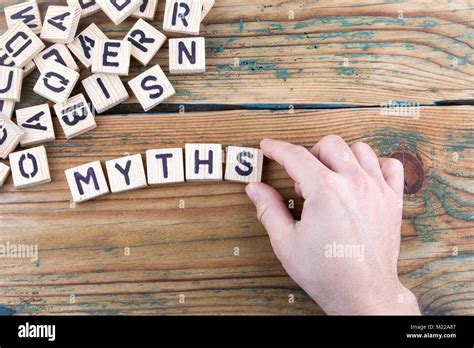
[1,0,473,109]
[0,107,472,315]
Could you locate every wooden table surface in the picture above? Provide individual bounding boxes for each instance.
[0,0,473,315]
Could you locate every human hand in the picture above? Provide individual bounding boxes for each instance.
[245,136,420,315]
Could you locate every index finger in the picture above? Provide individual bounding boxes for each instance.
[261,139,332,196]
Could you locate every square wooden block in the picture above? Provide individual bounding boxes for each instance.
[132,0,159,20]
[169,37,205,74]
[23,59,37,77]
[9,145,51,188]
[4,1,43,34]
[146,148,184,185]
[54,94,97,139]
[0,115,24,159]
[40,6,81,44]
[67,23,108,68]
[163,0,202,35]
[0,100,15,119]
[0,66,24,102]
[128,64,175,112]
[91,39,131,76]
[126,19,167,66]
[65,160,110,203]
[0,162,10,187]
[105,154,147,193]
[225,146,263,183]
[82,74,129,114]
[201,0,214,20]
[97,0,143,25]
[33,44,80,74]
[33,61,80,104]
[16,104,56,147]
[0,21,45,68]
[66,0,101,18]
[185,143,222,182]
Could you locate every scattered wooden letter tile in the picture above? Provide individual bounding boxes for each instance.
[96,0,143,25]
[163,0,202,35]
[225,146,263,183]
[40,6,81,44]
[33,44,80,73]
[0,21,45,68]
[91,39,131,76]
[4,1,43,34]
[201,0,214,20]
[0,162,10,187]
[66,0,101,18]
[0,100,15,119]
[105,154,147,193]
[65,160,109,203]
[132,0,159,20]
[0,115,24,159]
[82,74,129,114]
[53,94,97,139]
[23,59,36,77]
[146,148,184,185]
[67,23,108,68]
[125,19,167,66]
[169,37,205,74]
[9,145,51,188]
[128,64,175,111]
[0,66,24,102]
[185,143,222,182]
[33,61,80,104]
[16,104,56,147]
[0,46,36,77]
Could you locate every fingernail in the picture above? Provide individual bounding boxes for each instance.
[245,183,258,204]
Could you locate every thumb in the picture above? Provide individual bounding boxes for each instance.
[245,182,296,257]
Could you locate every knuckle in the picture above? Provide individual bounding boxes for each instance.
[320,134,344,147]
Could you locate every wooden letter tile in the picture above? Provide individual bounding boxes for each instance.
[82,74,129,114]
[128,64,175,111]
[146,148,184,185]
[96,0,143,25]
[225,146,263,183]
[132,0,159,20]
[66,0,101,18]
[16,104,56,147]
[33,44,80,73]
[23,59,37,77]
[40,6,81,44]
[169,37,205,74]
[1,46,37,77]
[33,61,80,104]
[65,160,109,203]
[0,66,24,102]
[9,145,51,188]
[126,19,167,66]
[185,143,222,182]
[53,94,97,139]
[91,39,131,76]
[0,100,15,119]
[4,1,43,34]
[0,162,10,187]
[163,0,202,35]
[0,21,45,68]
[0,115,24,159]
[201,0,214,20]
[67,23,108,68]
[105,154,147,193]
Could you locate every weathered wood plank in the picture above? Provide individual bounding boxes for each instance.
[0,106,472,315]
[1,0,473,109]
